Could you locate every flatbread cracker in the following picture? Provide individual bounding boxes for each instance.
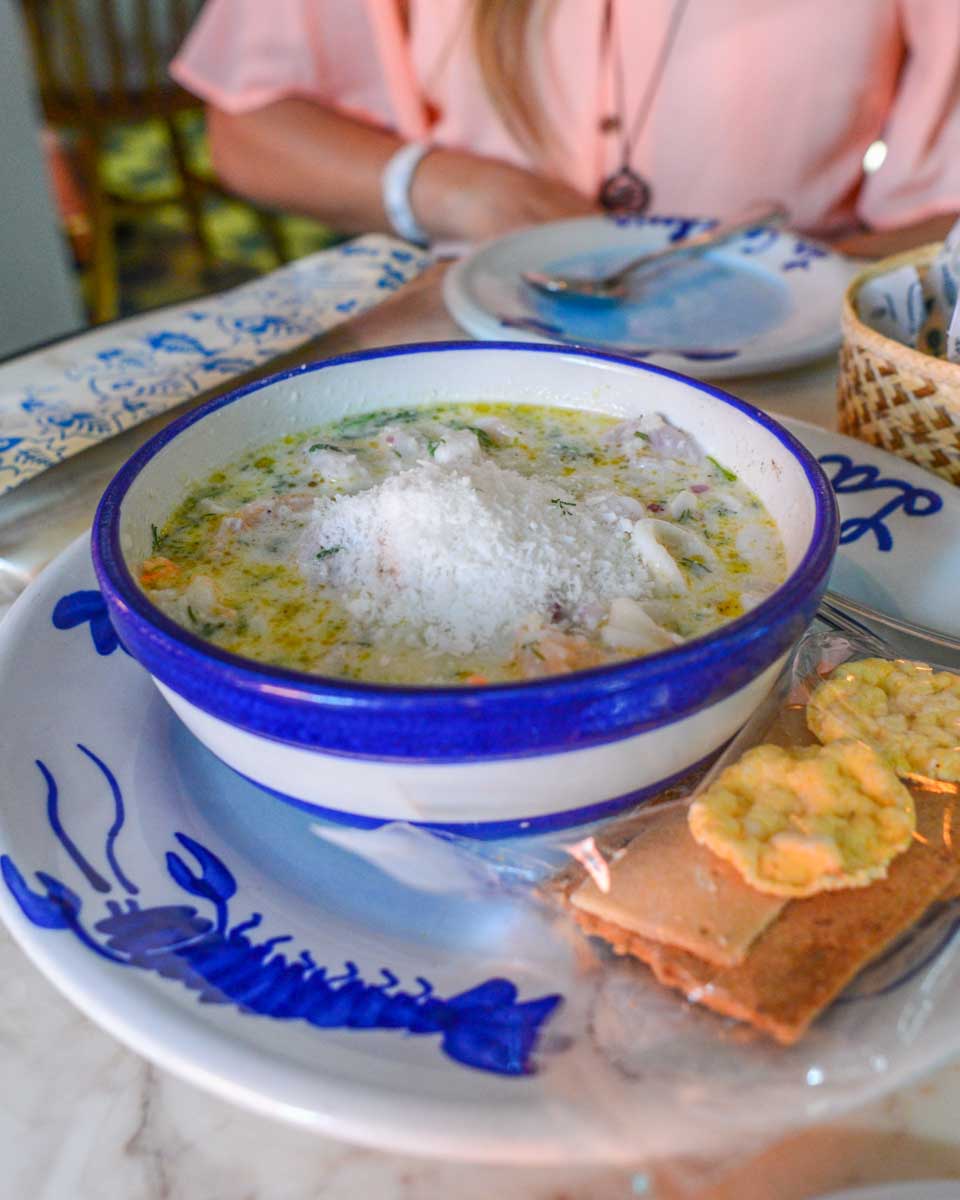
[570,804,786,967]
[808,657,960,782]
[566,795,960,1044]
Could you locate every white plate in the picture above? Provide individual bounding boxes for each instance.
[444,215,858,379]
[2,534,960,1164]
[779,417,960,644]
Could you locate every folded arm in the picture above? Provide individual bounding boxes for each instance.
[207,97,596,244]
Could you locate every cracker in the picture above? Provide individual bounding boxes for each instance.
[544,767,711,901]
[567,795,960,1044]
[687,740,915,897]
[807,657,960,782]
[570,804,786,967]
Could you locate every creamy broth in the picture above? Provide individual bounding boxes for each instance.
[139,403,787,684]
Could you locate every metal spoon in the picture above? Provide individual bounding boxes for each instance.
[522,202,790,301]
[819,590,960,661]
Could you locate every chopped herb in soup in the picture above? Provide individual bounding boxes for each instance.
[138,404,787,684]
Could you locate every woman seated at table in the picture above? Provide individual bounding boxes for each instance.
[171,0,960,257]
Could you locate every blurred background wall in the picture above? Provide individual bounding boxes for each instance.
[0,0,84,358]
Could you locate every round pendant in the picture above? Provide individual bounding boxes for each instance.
[598,166,651,215]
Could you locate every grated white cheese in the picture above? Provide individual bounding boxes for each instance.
[298,460,653,655]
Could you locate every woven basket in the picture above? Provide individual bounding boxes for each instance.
[838,242,960,487]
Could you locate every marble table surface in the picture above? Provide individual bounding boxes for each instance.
[4,266,960,1200]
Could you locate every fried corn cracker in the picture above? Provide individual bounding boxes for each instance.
[807,657,960,782]
[687,740,915,897]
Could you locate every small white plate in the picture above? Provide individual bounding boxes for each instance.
[2,533,960,1164]
[780,417,960,644]
[444,215,858,379]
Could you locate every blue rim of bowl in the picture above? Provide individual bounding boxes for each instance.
[93,340,838,762]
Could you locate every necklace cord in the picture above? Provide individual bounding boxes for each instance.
[607,0,692,169]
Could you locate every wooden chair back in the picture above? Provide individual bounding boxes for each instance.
[20,0,203,127]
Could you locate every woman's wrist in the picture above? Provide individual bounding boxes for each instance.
[381,143,482,244]
[408,148,541,242]
[409,146,599,243]
[408,147,478,242]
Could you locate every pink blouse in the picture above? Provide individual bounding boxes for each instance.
[171,0,960,234]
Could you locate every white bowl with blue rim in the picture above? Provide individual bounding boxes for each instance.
[92,341,838,837]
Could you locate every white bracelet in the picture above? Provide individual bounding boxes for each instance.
[381,141,433,246]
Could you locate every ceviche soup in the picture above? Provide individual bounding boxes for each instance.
[138,403,787,685]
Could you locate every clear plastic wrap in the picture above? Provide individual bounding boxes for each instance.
[311,621,960,1166]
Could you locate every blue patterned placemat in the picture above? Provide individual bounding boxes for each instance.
[0,235,429,497]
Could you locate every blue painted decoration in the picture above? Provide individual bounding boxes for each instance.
[782,239,829,271]
[608,214,714,242]
[818,453,943,551]
[52,590,128,656]
[1,747,561,1076]
[147,331,215,357]
[736,226,780,256]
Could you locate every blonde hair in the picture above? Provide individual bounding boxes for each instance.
[470,0,558,161]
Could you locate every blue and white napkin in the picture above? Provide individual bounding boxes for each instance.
[855,216,960,360]
[0,234,429,498]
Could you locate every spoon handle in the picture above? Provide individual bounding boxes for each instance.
[820,589,960,657]
[607,202,790,288]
